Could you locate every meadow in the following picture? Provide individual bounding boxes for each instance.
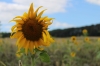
[0,36,100,66]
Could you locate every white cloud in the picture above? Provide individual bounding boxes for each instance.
[0,0,71,22]
[13,0,70,13]
[0,0,71,32]
[86,0,100,5]
[0,2,28,24]
[49,21,74,30]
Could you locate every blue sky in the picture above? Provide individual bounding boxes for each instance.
[0,0,100,32]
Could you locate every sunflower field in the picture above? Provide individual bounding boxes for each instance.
[0,3,100,66]
[0,36,100,66]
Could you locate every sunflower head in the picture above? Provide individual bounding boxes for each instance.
[70,52,76,57]
[10,3,54,54]
[97,38,100,42]
[71,36,76,42]
[82,29,88,36]
[84,37,90,43]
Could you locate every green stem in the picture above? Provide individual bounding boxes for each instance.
[31,54,35,66]
[0,61,6,66]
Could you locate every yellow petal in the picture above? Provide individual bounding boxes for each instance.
[37,39,43,46]
[36,9,47,20]
[34,6,43,18]
[16,34,24,46]
[45,21,52,25]
[34,41,38,48]
[44,30,54,42]
[24,41,29,54]
[44,18,54,22]
[11,25,16,32]
[17,27,22,31]
[42,32,46,42]
[12,27,22,32]
[16,24,22,27]
[23,12,28,17]
[41,21,52,27]
[39,17,53,25]
[45,41,50,46]
[28,3,34,19]
[39,38,48,46]
[11,19,24,24]
[10,31,23,39]
[14,16,27,21]
[42,24,48,28]
[40,22,45,26]
[38,16,48,22]
[42,27,48,30]
[29,41,35,54]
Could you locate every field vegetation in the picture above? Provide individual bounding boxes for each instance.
[0,36,100,66]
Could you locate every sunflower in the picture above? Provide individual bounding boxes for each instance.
[97,38,100,42]
[84,37,90,43]
[82,29,87,34]
[0,39,2,46]
[70,52,76,57]
[82,29,88,36]
[10,3,54,54]
[71,36,76,42]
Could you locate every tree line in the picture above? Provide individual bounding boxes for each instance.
[0,23,100,38]
[49,23,100,37]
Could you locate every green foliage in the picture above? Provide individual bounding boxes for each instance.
[96,51,100,60]
[39,50,50,63]
[1,37,100,66]
[18,48,25,54]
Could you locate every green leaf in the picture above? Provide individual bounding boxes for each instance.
[17,48,25,54]
[35,48,41,52]
[96,51,100,60]
[39,51,50,63]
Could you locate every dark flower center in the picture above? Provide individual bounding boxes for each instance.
[22,19,43,41]
[73,38,75,40]
[29,26,34,31]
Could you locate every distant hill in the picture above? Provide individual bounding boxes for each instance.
[1,23,100,38]
[49,23,100,37]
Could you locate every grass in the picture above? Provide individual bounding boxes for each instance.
[0,37,100,66]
